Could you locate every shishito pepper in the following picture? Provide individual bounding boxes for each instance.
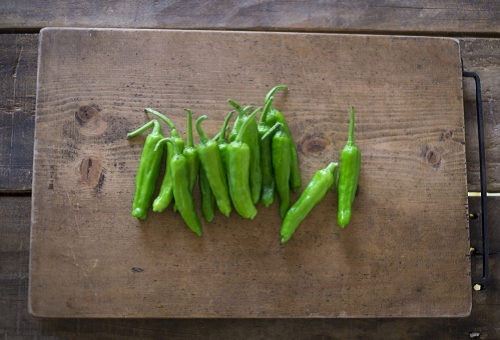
[228,99,262,204]
[183,108,200,193]
[145,108,185,213]
[337,106,361,228]
[196,115,232,217]
[215,110,235,167]
[226,107,261,219]
[154,138,203,236]
[271,123,292,219]
[281,162,338,243]
[227,105,253,143]
[258,97,277,207]
[264,85,302,192]
[199,165,215,222]
[127,119,165,220]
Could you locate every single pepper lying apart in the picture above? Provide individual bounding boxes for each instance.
[281,162,338,243]
[337,106,361,228]
[127,119,164,220]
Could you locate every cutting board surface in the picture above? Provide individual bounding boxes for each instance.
[31,28,470,318]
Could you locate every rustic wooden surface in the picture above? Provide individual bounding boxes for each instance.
[0,34,37,192]
[2,0,500,35]
[0,0,499,337]
[30,28,470,318]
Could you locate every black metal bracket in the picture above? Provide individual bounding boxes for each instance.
[462,65,489,285]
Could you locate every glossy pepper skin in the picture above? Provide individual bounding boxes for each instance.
[258,97,277,207]
[226,107,261,219]
[337,107,361,228]
[183,108,200,193]
[281,162,338,243]
[196,115,232,217]
[270,123,292,219]
[199,165,215,222]
[215,110,235,168]
[264,85,302,192]
[154,138,203,236]
[228,99,262,204]
[145,108,185,213]
[228,105,253,143]
[127,119,165,220]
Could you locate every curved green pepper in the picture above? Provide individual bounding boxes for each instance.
[127,119,164,220]
[270,123,292,219]
[215,110,235,168]
[196,115,232,217]
[145,108,185,213]
[281,162,338,243]
[228,105,253,143]
[264,85,302,192]
[228,99,262,204]
[338,106,361,228]
[226,107,261,219]
[258,97,277,207]
[154,138,202,236]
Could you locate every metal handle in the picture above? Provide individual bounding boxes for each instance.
[462,67,489,285]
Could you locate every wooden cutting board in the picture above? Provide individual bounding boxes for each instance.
[30,28,471,318]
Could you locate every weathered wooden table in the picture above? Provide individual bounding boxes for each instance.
[1,1,499,338]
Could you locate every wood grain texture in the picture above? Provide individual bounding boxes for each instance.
[2,0,500,35]
[0,34,38,192]
[30,28,470,318]
[1,196,498,339]
[461,38,500,192]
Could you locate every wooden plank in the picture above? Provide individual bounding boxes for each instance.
[2,0,500,35]
[2,195,499,340]
[30,28,470,318]
[0,34,38,192]
[460,38,500,192]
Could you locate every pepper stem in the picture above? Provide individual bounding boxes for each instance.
[155,137,180,154]
[127,120,159,138]
[260,122,282,141]
[195,115,210,144]
[347,106,356,145]
[234,107,261,143]
[265,85,288,102]
[216,110,235,144]
[184,108,194,148]
[145,108,175,130]
[259,96,274,125]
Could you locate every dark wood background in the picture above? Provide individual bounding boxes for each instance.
[1,1,499,338]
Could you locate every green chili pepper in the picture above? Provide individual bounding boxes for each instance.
[281,162,338,243]
[196,115,232,217]
[183,108,200,193]
[258,97,277,207]
[215,110,235,168]
[338,106,361,228]
[270,123,292,219]
[127,119,165,220]
[154,138,202,236]
[264,85,302,192]
[228,99,262,204]
[228,105,253,143]
[226,107,261,219]
[199,165,215,222]
[145,108,185,213]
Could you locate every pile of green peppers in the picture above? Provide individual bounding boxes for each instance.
[127,86,361,242]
